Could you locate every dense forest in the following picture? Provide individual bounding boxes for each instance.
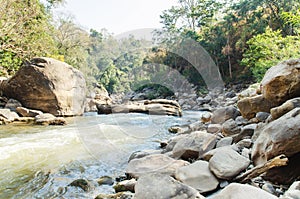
[0,0,299,94]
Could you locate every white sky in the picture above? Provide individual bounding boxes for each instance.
[54,0,177,35]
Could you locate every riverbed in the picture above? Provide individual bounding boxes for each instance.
[0,111,203,198]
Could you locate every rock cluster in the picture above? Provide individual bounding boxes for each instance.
[94,59,300,199]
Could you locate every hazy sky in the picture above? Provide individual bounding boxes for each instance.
[54,0,177,35]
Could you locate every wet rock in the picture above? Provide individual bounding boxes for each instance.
[172,131,217,160]
[211,106,240,124]
[261,58,300,105]
[2,57,86,116]
[212,183,278,199]
[35,113,67,125]
[16,107,43,117]
[126,154,189,178]
[237,95,276,119]
[270,97,300,120]
[222,119,241,136]
[4,99,22,111]
[134,173,204,199]
[68,179,91,192]
[113,179,136,193]
[262,182,276,195]
[175,160,219,193]
[251,108,300,166]
[209,147,250,180]
[97,176,114,186]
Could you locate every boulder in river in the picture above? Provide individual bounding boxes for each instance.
[97,99,182,116]
[1,57,86,116]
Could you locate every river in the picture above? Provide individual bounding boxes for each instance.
[0,111,203,198]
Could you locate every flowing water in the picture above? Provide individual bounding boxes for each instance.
[0,111,203,198]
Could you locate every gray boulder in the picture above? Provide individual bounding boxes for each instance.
[172,131,217,160]
[134,173,204,199]
[222,119,241,136]
[209,147,250,180]
[175,160,219,193]
[212,183,278,199]
[126,154,189,178]
[251,108,300,166]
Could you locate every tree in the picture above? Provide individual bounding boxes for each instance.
[0,0,58,75]
[241,27,300,81]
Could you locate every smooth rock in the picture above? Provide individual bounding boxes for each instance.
[126,154,189,178]
[128,150,161,162]
[211,106,240,124]
[222,119,241,136]
[0,108,19,123]
[237,95,276,119]
[216,137,233,148]
[134,173,204,199]
[97,176,114,186]
[212,183,278,199]
[113,179,136,193]
[236,139,252,149]
[209,147,250,180]
[2,57,86,116]
[35,113,67,125]
[16,107,43,117]
[271,97,300,120]
[251,108,300,166]
[207,124,222,134]
[261,58,300,105]
[172,131,217,160]
[175,160,219,193]
[68,179,91,192]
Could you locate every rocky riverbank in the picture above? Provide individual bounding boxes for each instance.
[93,59,300,199]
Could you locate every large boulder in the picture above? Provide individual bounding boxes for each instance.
[126,154,189,178]
[237,95,276,119]
[261,58,300,105]
[212,183,278,199]
[175,160,219,193]
[134,173,204,199]
[251,108,300,166]
[2,57,86,116]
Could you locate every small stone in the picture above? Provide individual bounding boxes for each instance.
[219,181,229,188]
[236,139,252,149]
[222,119,241,136]
[68,179,91,192]
[207,124,222,134]
[216,137,233,148]
[4,99,22,111]
[256,112,270,122]
[241,148,250,158]
[97,176,114,186]
[262,182,276,195]
[113,179,136,193]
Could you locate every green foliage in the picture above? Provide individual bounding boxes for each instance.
[241,27,300,81]
[0,0,58,75]
[134,84,175,100]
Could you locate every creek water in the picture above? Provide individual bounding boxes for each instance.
[0,111,203,199]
